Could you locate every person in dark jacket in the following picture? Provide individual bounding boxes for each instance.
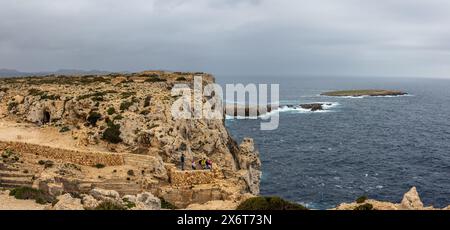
[180,153,185,171]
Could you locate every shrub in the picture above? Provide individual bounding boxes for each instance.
[87,112,102,126]
[103,123,122,144]
[127,170,135,176]
[120,101,133,111]
[140,110,150,115]
[8,102,18,111]
[354,203,374,211]
[160,198,178,210]
[122,198,136,209]
[236,196,308,210]
[59,126,70,133]
[113,115,124,121]
[176,77,187,81]
[95,201,126,210]
[94,163,105,169]
[145,77,167,83]
[107,107,116,115]
[356,195,368,204]
[9,187,55,204]
[121,92,136,99]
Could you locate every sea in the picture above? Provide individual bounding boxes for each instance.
[217,75,450,210]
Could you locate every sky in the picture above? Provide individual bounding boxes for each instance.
[1,0,450,78]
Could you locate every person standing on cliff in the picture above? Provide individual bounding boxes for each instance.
[180,153,185,171]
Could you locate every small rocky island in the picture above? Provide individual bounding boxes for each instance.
[321,89,407,97]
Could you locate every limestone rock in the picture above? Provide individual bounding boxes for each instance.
[14,95,24,104]
[90,188,121,202]
[400,187,424,210]
[52,194,84,210]
[81,194,100,210]
[136,192,161,210]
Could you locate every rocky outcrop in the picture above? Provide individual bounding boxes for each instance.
[335,187,441,210]
[400,187,424,210]
[0,71,261,209]
[51,194,84,210]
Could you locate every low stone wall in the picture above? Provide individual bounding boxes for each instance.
[167,165,222,186]
[0,141,124,166]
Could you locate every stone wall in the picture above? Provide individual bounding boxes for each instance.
[167,165,223,186]
[0,141,124,166]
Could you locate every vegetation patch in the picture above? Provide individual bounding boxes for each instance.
[356,195,368,204]
[120,101,133,111]
[7,101,18,111]
[354,203,374,210]
[9,187,55,204]
[107,107,116,115]
[160,198,178,210]
[121,92,136,99]
[236,196,308,210]
[59,126,70,133]
[103,122,122,144]
[87,111,102,126]
[94,163,105,169]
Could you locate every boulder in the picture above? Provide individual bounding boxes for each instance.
[135,192,161,210]
[90,188,121,202]
[400,187,424,210]
[52,194,84,210]
[14,95,24,104]
[81,194,100,210]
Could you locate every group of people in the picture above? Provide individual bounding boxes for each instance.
[192,158,213,170]
[180,153,213,171]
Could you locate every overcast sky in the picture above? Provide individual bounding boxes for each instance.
[1,0,450,78]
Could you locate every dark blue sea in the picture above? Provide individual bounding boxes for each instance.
[218,75,450,210]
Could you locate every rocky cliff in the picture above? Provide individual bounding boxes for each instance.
[0,71,261,209]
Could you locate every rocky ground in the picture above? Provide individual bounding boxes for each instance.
[0,71,261,210]
[335,187,450,210]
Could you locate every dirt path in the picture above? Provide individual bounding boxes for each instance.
[0,119,112,153]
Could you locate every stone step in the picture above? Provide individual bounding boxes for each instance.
[0,183,32,189]
[0,170,33,178]
[0,177,33,185]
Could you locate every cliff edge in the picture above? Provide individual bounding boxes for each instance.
[0,71,261,209]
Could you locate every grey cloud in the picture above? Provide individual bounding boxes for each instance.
[1,0,450,78]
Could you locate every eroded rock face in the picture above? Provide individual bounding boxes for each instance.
[334,187,439,210]
[400,187,424,210]
[0,72,262,208]
[90,188,121,202]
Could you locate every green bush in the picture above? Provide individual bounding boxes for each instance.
[236,196,308,210]
[9,187,55,204]
[160,198,178,210]
[121,92,136,99]
[95,201,126,210]
[120,101,133,111]
[107,107,116,115]
[176,77,187,81]
[356,195,368,204]
[59,126,70,133]
[87,112,102,126]
[94,163,105,169]
[102,123,122,144]
[8,102,18,111]
[354,203,374,211]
